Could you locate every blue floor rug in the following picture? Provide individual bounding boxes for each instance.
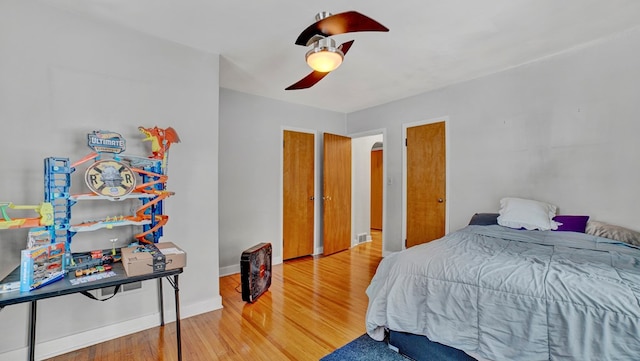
[320,334,409,361]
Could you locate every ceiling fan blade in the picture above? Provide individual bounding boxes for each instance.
[285,71,331,90]
[338,40,355,55]
[295,11,388,46]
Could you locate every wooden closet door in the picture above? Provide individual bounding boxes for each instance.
[370,149,383,230]
[283,130,314,260]
[406,121,446,248]
[322,133,351,256]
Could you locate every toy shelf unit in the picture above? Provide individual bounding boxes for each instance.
[46,157,165,243]
[0,127,180,292]
[43,128,181,254]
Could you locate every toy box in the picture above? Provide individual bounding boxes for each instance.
[121,242,186,277]
[20,242,65,291]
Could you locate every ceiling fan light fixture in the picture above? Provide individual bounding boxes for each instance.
[305,38,344,73]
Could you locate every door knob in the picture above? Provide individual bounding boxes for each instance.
[438,198,444,203]
[309,196,315,200]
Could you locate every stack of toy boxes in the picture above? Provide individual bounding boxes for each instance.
[20,229,65,291]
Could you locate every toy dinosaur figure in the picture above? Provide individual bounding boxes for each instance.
[138,126,181,160]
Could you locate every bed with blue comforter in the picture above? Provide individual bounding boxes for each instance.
[366,224,640,360]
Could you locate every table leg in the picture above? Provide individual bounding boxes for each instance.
[158,278,165,326]
[29,301,36,361]
[173,275,181,361]
[164,274,182,361]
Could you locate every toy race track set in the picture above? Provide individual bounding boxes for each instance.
[0,126,180,292]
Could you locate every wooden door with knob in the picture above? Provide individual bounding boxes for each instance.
[370,149,383,231]
[283,130,315,260]
[322,133,351,256]
[406,121,446,248]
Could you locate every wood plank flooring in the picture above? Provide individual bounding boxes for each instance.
[45,231,383,361]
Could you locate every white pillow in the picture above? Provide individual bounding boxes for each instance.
[497,197,559,231]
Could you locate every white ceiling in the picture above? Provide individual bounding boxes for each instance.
[45,0,640,113]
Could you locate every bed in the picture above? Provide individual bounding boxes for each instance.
[365,203,640,361]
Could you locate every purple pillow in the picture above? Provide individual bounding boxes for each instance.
[552,215,590,233]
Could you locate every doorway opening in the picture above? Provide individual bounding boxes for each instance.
[350,131,385,252]
[281,128,386,261]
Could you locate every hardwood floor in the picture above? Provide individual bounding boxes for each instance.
[46,231,383,361]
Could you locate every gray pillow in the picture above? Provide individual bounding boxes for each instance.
[585,220,640,247]
[468,213,499,226]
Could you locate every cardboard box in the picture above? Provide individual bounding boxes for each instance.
[121,242,186,277]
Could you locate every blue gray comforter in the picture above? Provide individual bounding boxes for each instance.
[366,225,640,360]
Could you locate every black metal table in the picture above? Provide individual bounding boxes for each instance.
[0,262,183,361]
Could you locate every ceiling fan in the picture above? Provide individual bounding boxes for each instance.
[285,11,389,90]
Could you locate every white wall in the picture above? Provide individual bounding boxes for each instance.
[352,134,383,245]
[347,26,640,253]
[0,2,221,359]
[4,1,640,357]
[218,88,346,274]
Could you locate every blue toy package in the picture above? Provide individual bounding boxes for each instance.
[20,242,66,292]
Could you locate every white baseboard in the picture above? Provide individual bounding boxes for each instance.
[219,263,240,277]
[182,295,223,318]
[17,313,161,361]
[0,296,224,361]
